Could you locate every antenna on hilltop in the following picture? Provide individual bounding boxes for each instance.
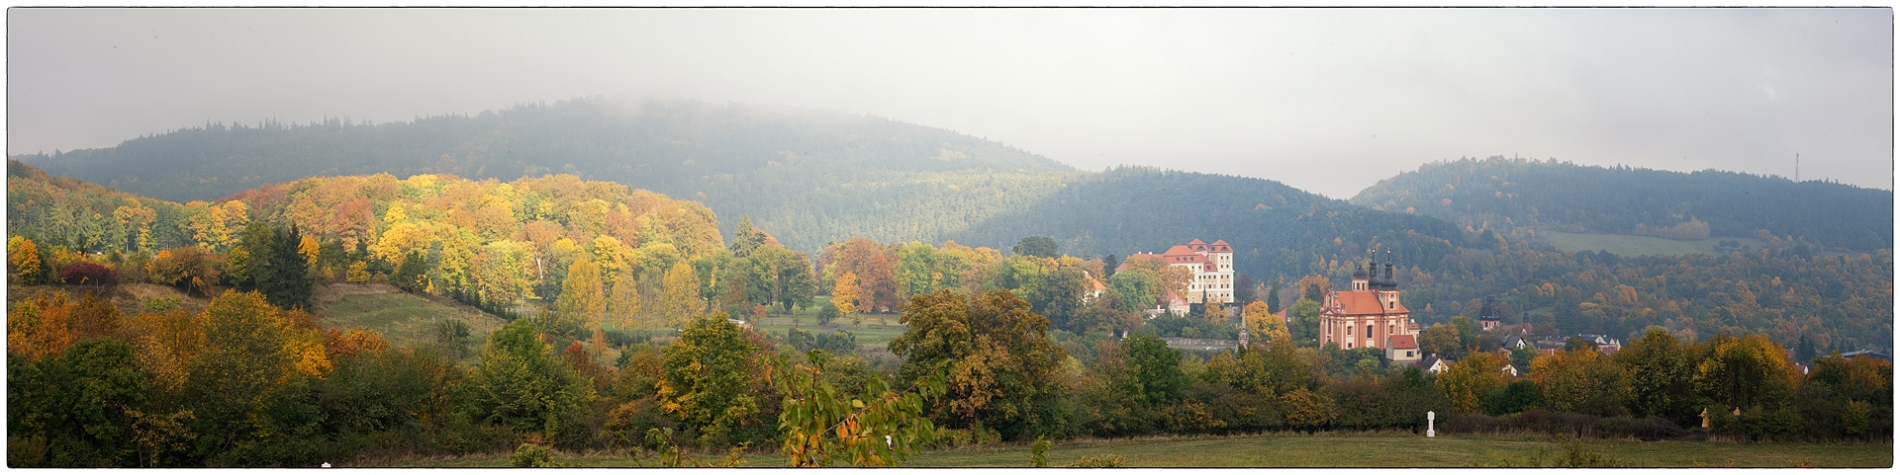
[1795,153,1800,182]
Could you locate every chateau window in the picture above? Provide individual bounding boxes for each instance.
[1366,324,1373,337]
[1346,325,1352,336]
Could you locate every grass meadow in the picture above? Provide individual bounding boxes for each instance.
[379,431,1892,468]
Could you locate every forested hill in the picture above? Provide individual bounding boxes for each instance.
[949,166,1467,283]
[1349,157,1894,251]
[12,96,1074,251]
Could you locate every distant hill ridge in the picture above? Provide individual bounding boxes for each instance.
[12,97,1073,251]
[1349,156,1893,251]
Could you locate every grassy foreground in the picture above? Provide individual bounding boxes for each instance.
[380,432,1891,468]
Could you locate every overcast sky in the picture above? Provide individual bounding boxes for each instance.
[7,8,1892,198]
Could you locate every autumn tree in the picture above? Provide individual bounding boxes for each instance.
[830,238,899,312]
[608,266,645,328]
[7,292,78,362]
[1616,328,1698,425]
[1436,350,1512,413]
[1295,274,1332,302]
[657,261,703,326]
[1241,301,1290,345]
[10,235,44,284]
[657,315,766,446]
[888,290,1068,440]
[465,319,595,439]
[182,290,321,459]
[1528,348,1629,417]
[1418,324,1463,359]
[1693,334,1798,411]
[831,272,861,315]
[547,259,605,337]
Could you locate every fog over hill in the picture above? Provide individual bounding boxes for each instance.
[1351,157,1894,251]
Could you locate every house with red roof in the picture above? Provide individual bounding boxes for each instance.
[1082,271,1108,303]
[1386,334,1421,364]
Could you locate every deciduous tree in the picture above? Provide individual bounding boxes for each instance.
[831,272,861,315]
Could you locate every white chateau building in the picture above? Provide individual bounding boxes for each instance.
[1118,239,1235,308]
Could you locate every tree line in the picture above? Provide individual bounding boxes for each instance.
[1350,156,1892,251]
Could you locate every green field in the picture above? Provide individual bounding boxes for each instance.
[310,283,508,357]
[380,432,1891,468]
[1542,231,1766,257]
[748,312,909,351]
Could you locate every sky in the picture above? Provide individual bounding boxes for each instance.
[7,8,1893,198]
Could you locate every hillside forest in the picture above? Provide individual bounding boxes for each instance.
[5,160,1892,466]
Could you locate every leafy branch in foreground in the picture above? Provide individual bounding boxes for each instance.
[777,353,948,467]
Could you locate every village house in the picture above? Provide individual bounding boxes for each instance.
[1386,334,1421,364]
[1082,271,1107,303]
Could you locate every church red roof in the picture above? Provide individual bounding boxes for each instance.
[1334,290,1409,316]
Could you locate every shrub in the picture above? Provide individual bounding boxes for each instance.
[57,262,117,286]
[1441,409,1688,441]
[1597,415,1688,441]
[508,443,557,467]
[1065,454,1127,467]
[816,304,840,325]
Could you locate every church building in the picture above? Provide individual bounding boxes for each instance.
[1319,253,1416,350]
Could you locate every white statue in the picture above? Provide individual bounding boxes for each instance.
[1426,411,1436,438]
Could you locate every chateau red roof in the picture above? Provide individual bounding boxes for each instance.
[1334,290,1409,315]
[1188,239,1206,245]
[1388,334,1418,350]
[1160,245,1216,272]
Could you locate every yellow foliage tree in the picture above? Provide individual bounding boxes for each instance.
[6,292,76,362]
[1241,301,1289,345]
[550,259,606,336]
[9,235,43,284]
[658,261,703,326]
[609,266,645,328]
[299,234,321,268]
[1436,350,1513,413]
[832,272,861,315]
[128,308,205,393]
[345,261,372,283]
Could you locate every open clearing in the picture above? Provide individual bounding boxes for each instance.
[1542,231,1766,257]
[310,283,507,358]
[380,431,1890,468]
[749,313,907,350]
